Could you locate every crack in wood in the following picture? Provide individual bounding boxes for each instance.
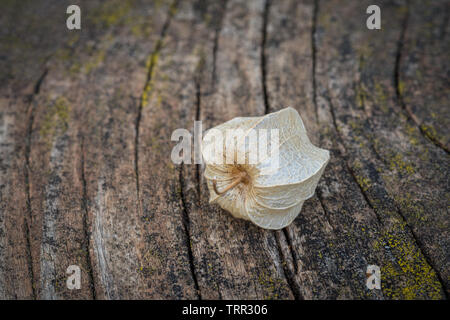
[325,93,383,225]
[315,187,336,234]
[24,68,48,299]
[394,205,449,299]
[261,0,272,113]
[312,0,319,123]
[326,94,447,297]
[282,228,298,275]
[261,0,271,115]
[274,231,303,300]
[134,0,179,199]
[211,0,228,88]
[178,165,201,300]
[79,136,97,299]
[194,55,203,201]
[394,3,449,154]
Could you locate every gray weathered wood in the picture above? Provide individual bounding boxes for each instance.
[0,0,448,299]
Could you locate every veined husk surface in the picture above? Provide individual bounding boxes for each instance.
[203,107,330,230]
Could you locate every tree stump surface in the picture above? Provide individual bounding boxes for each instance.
[0,0,448,299]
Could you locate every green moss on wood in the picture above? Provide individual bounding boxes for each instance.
[91,0,133,27]
[355,175,372,192]
[379,230,443,299]
[256,268,290,300]
[40,97,70,144]
[388,153,414,175]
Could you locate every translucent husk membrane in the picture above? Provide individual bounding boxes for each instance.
[203,107,330,230]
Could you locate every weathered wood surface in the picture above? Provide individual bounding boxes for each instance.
[0,0,448,299]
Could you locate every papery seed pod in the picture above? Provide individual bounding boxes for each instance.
[202,107,330,230]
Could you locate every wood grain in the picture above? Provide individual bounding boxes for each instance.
[0,0,448,299]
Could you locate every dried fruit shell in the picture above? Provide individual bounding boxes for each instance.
[203,107,330,230]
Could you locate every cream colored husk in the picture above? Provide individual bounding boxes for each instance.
[203,107,330,230]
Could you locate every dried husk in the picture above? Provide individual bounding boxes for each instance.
[203,107,330,230]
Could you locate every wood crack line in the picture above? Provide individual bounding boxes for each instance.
[24,68,48,299]
[393,6,448,295]
[395,206,449,298]
[326,95,448,297]
[261,0,271,115]
[327,94,383,225]
[178,165,201,299]
[274,231,303,300]
[79,136,97,299]
[394,4,449,154]
[282,228,299,275]
[134,0,179,198]
[312,0,319,123]
[211,0,228,87]
[194,63,202,199]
